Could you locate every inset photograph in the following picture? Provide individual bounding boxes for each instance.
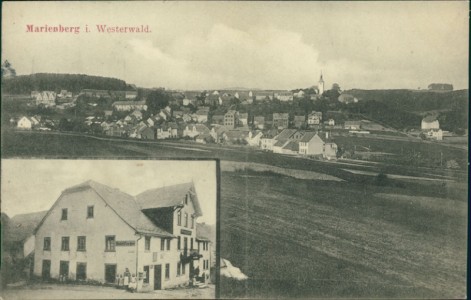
[1,159,217,299]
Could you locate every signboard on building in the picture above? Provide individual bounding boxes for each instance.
[116,240,135,246]
[180,229,192,235]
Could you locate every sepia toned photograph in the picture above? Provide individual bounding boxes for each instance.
[1,1,468,299]
[1,159,217,299]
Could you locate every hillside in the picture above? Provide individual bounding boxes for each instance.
[1,73,134,95]
[344,89,468,113]
[342,89,468,132]
[220,171,466,298]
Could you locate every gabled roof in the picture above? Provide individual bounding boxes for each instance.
[7,211,48,243]
[136,182,202,217]
[196,223,214,242]
[224,130,249,140]
[275,129,298,141]
[35,181,173,238]
[273,113,289,118]
[299,131,317,142]
[187,124,210,134]
[283,140,299,151]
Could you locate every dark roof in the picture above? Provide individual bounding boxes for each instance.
[7,211,48,243]
[283,140,299,152]
[274,140,287,147]
[273,113,289,119]
[36,181,173,238]
[422,115,438,122]
[275,129,298,141]
[112,101,146,106]
[136,182,202,217]
[196,223,214,242]
[299,131,317,142]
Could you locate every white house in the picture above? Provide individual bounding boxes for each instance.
[33,180,211,292]
[183,124,210,139]
[245,131,263,147]
[17,116,33,129]
[421,116,440,130]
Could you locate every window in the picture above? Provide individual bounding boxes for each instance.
[77,236,86,251]
[43,237,51,250]
[105,236,115,252]
[190,238,193,250]
[87,206,94,218]
[177,236,181,250]
[184,213,188,227]
[177,262,181,276]
[165,263,170,279]
[185,194,188,205]
[191,216,194,229]
[143,266,149,283]
[166,239,170,251]
[160,238,165,251]
[184,237,188,250]
[177,211,182,226]
[61,208,68,220]
[76,263,87,280]
[61,237,69,251]
[182,263,186,275]
[145,237,151,251]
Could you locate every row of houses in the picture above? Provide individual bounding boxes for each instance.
[4,181,213,291]
[81,89,138,100]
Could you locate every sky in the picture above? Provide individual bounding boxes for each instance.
[1,159,217,225]
[2,1,468,90]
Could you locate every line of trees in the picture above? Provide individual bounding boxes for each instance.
[2,73,134,94]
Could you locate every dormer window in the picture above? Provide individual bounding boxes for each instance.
[185,194,189,205]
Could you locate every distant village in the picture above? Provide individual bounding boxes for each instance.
[8,70,452,161]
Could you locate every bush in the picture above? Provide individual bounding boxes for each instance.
[374,173,388,186]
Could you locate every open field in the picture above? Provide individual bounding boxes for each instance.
[219,172,467,298]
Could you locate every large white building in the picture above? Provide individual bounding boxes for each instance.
[421,116,440,130]
[33,180,212,292]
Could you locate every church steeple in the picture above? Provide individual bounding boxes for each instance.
[318,71,324,95]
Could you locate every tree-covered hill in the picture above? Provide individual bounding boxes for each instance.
[344,89,468,113]
[1,73,135,95]
[341,89,468,133]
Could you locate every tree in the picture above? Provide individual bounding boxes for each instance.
[331,83,341,92]
[145,89,172,114]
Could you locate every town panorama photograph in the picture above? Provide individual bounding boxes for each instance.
[1,1,468,299]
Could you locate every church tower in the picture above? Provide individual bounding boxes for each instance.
[318,71,324,95]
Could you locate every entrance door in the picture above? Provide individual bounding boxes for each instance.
[59,261,69,280]
[154,265,162,290]
[104,264,117,283]
[42,260,51,279]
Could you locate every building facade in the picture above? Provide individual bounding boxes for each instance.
[33,181,212,292]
